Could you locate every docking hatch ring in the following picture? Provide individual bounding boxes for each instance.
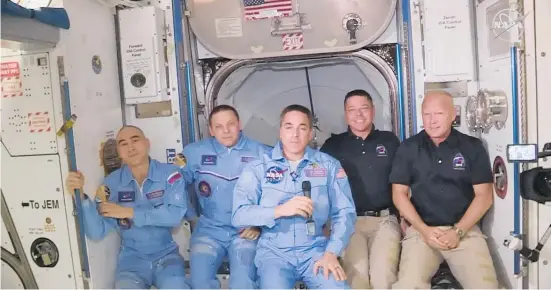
[203,49,401,138]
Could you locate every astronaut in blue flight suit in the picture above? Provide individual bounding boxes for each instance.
[181,105,272,289]
[66,125,190,289]
[232,104,357,289]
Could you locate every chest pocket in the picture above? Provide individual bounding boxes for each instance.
[195,172,238,216]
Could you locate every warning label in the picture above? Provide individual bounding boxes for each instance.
[282,33,304,50]
[28,112,52,133]
[1,61,23,98]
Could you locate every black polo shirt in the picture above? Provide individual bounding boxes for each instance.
[321,126,400,212]
[389,129,493,226]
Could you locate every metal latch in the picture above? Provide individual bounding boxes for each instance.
[342,13,362,44]
[271,13,311,36]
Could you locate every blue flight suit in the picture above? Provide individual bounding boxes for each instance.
[232,142,356,289]
[81,158,190,289]
[182,133,271,289]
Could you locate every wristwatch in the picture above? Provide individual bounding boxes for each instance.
[453,226,465,239]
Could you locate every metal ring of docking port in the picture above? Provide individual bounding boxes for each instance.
[204,49,401,137]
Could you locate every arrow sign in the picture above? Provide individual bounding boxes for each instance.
[21,202,29,207]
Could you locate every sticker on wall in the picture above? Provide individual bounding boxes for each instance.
[242,0,292,21]
[166,148,176,164]
[493,156,508,199]
[324,39,338,47]
[28,227,44,235]
[28,112,51,133]
[1,61,23,98]
[250,45,263,53]
[282,33,304,50]
[44,217,56,233]
[106,130,115,139]
[92,55,102,74]
[452,105,461,127]
[215,18,243,38]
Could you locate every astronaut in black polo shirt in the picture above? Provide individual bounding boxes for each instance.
[321,89,401,289]
[389,90,498,289]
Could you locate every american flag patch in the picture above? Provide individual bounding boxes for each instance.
[167,172,182,184]
[336,168,347,179]
[243,0,293,21]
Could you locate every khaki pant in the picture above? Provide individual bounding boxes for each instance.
[392,225,499,289]
[342,215,402,289]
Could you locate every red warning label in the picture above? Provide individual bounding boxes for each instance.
[1,61,23,98]
[28,112,52,133]
[282,33,304,50]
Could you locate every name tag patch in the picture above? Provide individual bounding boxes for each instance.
[118,191,135,202]
[241,156,255,163]
[201,155,217,165]
[305,168,327,177]
[146,190,164,199]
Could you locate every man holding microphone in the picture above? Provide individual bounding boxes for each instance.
[232,104,356,288]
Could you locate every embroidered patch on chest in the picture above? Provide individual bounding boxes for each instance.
[117,191,135,202]
[146,190,164,199]
[201,155,217,165]
[265,166,286,184]
[452,153,466,170]
[198,181,212,197]
[376,144,387,156]
[304,168,327,177]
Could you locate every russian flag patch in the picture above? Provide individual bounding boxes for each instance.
[167,172,182,184]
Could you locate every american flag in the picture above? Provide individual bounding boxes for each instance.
[243,0,293,21]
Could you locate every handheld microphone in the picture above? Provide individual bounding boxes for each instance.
[302,181,315,235]
[302,180,311,199]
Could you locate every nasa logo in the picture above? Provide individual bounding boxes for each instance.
[453,153,466,170]
[491,8,527,42]
[265,166,286,184]
[198,181,212,197]
[376,144,387,156]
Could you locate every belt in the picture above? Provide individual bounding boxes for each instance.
[357,207,396,217]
